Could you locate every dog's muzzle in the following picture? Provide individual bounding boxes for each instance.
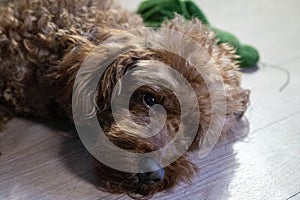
[137,158,165,185]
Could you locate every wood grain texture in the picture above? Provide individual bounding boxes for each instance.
[1,0,300,199]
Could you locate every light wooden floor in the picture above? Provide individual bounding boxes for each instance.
[1,0,300,199]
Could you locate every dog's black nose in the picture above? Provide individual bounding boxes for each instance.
[138,168,165,185]
[138,158,165,185]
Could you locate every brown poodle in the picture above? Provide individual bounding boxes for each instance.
[0,0,249,197]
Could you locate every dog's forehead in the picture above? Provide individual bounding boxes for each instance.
[124,60,197,99]
[131,60,180,89]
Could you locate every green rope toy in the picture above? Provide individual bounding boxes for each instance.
[137,0,259,68]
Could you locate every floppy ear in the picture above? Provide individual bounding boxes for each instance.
[160,15,250,152]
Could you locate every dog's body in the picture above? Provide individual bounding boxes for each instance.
[0,0,143,118]
[0,0,249,197]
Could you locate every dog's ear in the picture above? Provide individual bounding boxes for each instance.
[159,15,249,154]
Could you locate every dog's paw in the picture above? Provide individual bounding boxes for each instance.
[0,105,13,131]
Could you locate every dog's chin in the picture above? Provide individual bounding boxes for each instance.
[94,155,197,197]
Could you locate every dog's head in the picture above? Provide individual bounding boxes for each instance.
[65,16,247,196]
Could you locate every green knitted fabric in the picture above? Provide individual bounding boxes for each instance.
[137,0,259,68]
[237,45,260,68]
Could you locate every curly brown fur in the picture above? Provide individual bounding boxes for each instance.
[0,0,250,197]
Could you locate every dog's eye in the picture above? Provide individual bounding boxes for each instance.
[143,93,158,107]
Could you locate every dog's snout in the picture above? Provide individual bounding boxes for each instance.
[139,169,165,184]
[138,158,165,184]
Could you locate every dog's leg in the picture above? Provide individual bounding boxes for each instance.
[0,104,13,131]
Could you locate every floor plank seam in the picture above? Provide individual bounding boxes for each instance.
[285,191,300,200]
[252,110,300,133]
